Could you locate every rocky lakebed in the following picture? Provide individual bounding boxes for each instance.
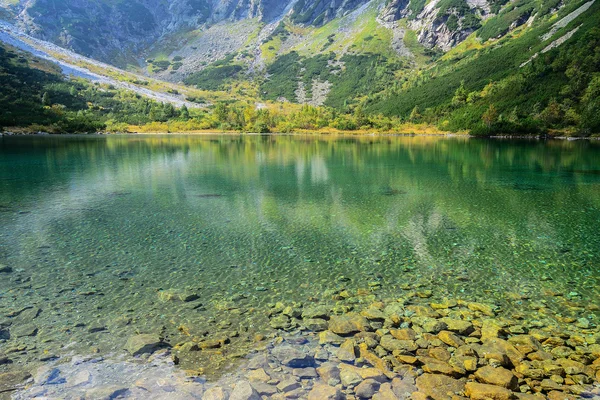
[1,136,600,399]
[1,261,599,400]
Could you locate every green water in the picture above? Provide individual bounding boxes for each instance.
[1,135,599,373]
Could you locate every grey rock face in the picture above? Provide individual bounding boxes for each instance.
[10,0,370,64]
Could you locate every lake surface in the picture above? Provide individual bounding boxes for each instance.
[1,134,599,379]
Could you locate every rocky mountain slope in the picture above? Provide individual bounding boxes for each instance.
[1,0,599,135]
[3,0,528,67]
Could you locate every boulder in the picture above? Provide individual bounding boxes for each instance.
[380,335,418,352]
[271,345,314,368]
[337,339,357,362]
[340,367,362,387]
[0,264,12,273]
[441,318,475,335]
[474,366,518,390]
[0,371,31,394]
[276,378,300,392]
[307,384,344,400]
[438,331,466,348]
[355,379,381,399]
[467,302,496,316]
[465,382,516,400]
[203,386,229,400]
[230,381,260,400]
[415,373,465,400]
[124,334,164,356]
[250,382,277,396]
[329,314,369,335]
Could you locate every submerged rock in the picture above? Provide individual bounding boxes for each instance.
[307,383,344,400]
[203,386,229,400]
[415,373,466,400]
[0,371,31,393]
[230,380,260,400]
[328,314,369,335]
[0,264,13,273]
[124,334,165,356]
[271,345,314,368]
[474,366,518,390]
[465,381,515,400]
[355,378,381,398]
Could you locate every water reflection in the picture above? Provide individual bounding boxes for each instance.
[0,134,599,375]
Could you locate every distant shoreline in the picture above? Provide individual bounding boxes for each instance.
[1,130,599,140]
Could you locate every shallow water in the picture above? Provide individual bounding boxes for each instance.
[1,134,599,380]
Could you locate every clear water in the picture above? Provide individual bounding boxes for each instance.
[1,135,599,376]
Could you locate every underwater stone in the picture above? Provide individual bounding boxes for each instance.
[307,384,344,400]
[416,373,465,400]
[302,306,330,320]
[468,302,497,316]
[303,318,328,331]
[380,335,418,353]
[269,314,291,330]
[337,339,356,362]
[0,264,12,273]
[203,386,229,400]
[0,371,32,393]
[316,363,340,382]
[292,367,318,378]
[271,346,314,368]
[328,314,369,335]
[68,369,92,387]
[465,382,515,400]
[230,380,260,400]
[438,331,466,348]
[575,318,590,329]
[340,367,362,387]
[124,334,164,356]
[276,378,300,392]
[355,379,381,399]
[474,366,518,390]
[11,324,38,338]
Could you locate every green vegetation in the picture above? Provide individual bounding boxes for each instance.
[0,44,198,133]
[184,55,244,90]
[407,0,427,19]
[366,0,600,136]
[261,52,405,108]
[477,0,535,41]
[184,65,243,90]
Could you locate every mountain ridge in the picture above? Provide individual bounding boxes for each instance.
[1,0,599,135]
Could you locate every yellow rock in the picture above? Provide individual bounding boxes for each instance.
[439,330,466,348]
[415,373,466,400]
[390,328,417,341]
[465,382,515,400]
[467,302,496,316]
[247,368,270,382]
